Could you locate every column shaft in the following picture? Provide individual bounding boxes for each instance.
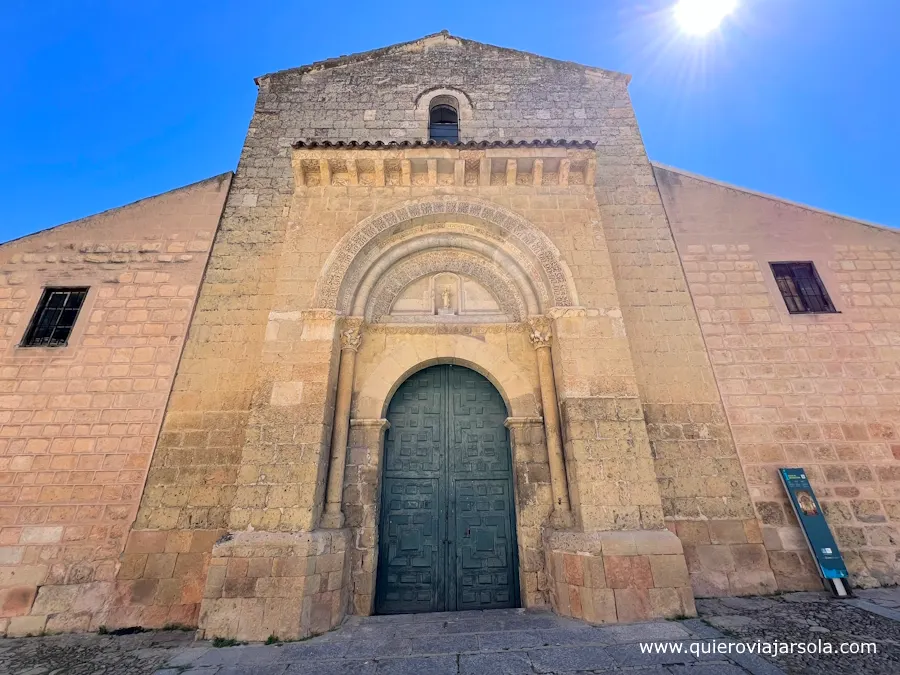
[321,324,361,529]
[529,316,572,526]
[535,345,571,518]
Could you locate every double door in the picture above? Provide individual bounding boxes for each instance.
[375,365,519,614]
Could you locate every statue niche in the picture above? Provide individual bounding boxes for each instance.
[385,272,508,323]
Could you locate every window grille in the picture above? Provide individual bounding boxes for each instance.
[770,262,836,314]
[21,287,88,347]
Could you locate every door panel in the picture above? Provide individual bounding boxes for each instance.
[375,478,441,614]
[376,365,519,614]
[453,479,516,610]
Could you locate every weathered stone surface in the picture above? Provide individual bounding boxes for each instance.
[0,175,231,634]
[660,163,900,591]
[5,30,899,640]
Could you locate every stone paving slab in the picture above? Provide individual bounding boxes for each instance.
[5,592,900,674]
[146,608,780,675]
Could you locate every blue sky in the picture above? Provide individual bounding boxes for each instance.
[2,0,898,241]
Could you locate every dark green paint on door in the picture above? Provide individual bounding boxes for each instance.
[375,364,520,614]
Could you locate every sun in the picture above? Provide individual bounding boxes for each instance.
[674,0,737,35]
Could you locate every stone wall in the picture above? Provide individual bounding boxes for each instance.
[133,33,741,633]
[586,80,767,597]
[0,174,231,636]
[544,530,695,623]
[133,30,695,633]
[657,164,900,590]
[199,530,348,642]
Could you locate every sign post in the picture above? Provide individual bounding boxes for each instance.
[778,468,851,597]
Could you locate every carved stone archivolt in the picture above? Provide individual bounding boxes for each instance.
[365,250,527,323]
[341,222,547,315]
[315,196,577,312]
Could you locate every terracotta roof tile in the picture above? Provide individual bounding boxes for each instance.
[292,139,596,150]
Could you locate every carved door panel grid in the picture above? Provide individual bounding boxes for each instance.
[376,365,519,614]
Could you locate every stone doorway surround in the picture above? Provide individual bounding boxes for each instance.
[193,148,698,640]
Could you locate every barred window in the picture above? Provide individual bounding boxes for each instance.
[770,262,836,314]
[21,288,88,347]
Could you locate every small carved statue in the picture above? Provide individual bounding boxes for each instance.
[441,286,452,310]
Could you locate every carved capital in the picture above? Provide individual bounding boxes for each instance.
[528,316,552,350]
[339,318,364,352]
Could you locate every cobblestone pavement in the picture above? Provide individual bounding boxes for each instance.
[2,590,899,675]
[0,628,196,675]
[698,589,900,675]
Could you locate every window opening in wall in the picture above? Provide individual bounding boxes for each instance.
[21,287,89,347]
[770,262,836,314]
[429,103,459,143]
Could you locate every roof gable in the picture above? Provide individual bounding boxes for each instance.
[653,162,898,236]
[256,31,630,84]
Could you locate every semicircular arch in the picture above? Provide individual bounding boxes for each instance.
[315,196,577,311]
[345,223,549,315]
[365,249,529,323]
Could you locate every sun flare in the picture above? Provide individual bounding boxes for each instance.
[674,0,737,35]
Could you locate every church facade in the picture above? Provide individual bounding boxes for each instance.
[1,33,898,639]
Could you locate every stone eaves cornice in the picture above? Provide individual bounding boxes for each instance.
[291,142,596,188]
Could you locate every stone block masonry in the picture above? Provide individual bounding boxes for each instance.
[9,30,897,640]
[198,529,349,642]
[658,163,900,591]
[587,77,769,598]
[0,174,231,635]
[544,529,696,623]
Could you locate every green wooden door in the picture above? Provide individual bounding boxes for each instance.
[375,364,519,614]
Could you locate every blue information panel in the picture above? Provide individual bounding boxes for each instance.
[778,468,848,580]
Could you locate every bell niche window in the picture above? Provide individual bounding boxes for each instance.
[429,97,459,143]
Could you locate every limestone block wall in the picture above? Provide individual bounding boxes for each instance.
[0,174,231,636]
[133,33,708,633]
[135,33,633,580]
[199,530,348,642]
[657,164,900,590]
[544,530,695,624]
[588,85,768,598]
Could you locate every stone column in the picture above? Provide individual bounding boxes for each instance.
[321,320,362,529]
[529,316,572,526]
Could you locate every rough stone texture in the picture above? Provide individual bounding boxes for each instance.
[0,175,231,634]
[122,33,706,638]
[698,588,900,675]
[198,529,349,642]
[658,164,900,591]
[671,518,778,599]
[576,43,764,597]
[21,592,895,675]
[13,31,900,639]
[544,529,696,623]
[0,628,198,674]
[128,33,749,635]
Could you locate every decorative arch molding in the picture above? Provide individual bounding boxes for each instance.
[365,249,528,323]
[347,225,545,315]
[315,196,578,311]
[414,85,475,109]
[353,335,540,420]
